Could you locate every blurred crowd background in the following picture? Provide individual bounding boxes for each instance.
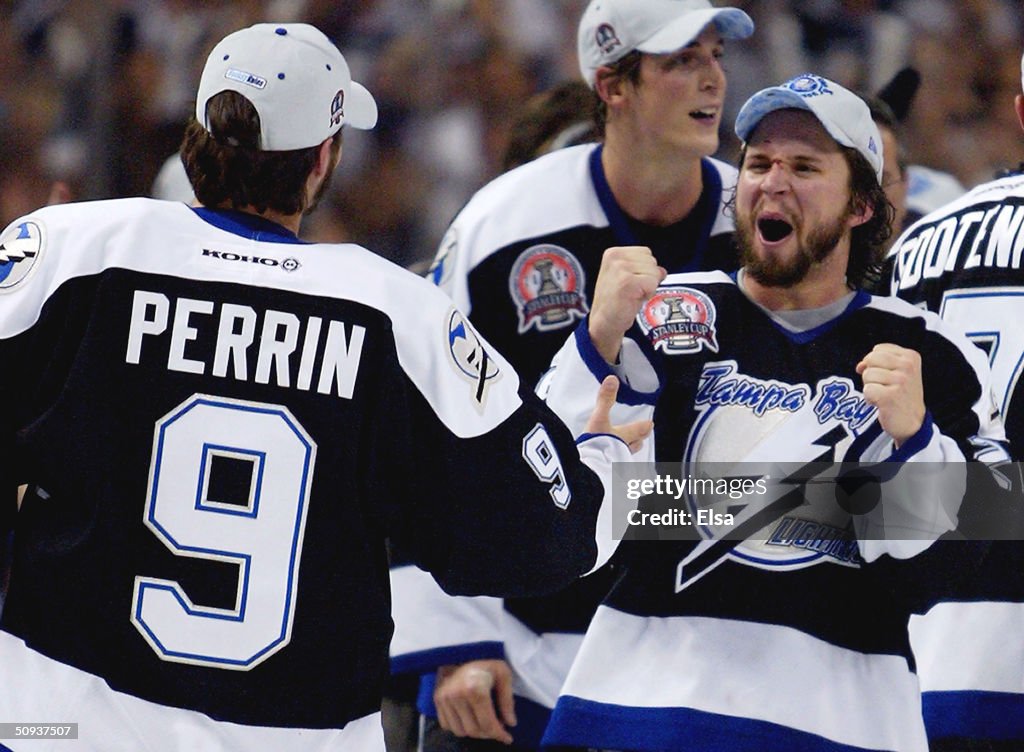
[2,0,1023,272]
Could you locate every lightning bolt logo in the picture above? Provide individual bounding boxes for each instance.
[0,220,44,289]
[674,425,852,592]
[446,309,500,408]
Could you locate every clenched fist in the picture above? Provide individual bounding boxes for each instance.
[589,246,667,364]
[855,343,925,448]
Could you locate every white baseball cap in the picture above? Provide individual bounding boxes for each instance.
[735,74,884,184]
[577,0,754,88]
[195,23,378,151]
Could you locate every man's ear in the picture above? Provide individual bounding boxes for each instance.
[848,198,875,229]
[594,67,624,106]
[1015,94,1024,134]
[315,136,337,179]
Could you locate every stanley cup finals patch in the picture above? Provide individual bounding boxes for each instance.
[508,244,588,334]
[637,285,719,355]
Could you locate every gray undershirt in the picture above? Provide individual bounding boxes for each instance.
[736,269,857,333]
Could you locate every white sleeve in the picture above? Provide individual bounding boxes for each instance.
[576,432,636,574]
[850,393,1009,562]
[851,426,967,562]
[389,565,505,674]
[541,322,658,446]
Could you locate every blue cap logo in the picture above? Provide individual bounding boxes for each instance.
[785,74,834,98]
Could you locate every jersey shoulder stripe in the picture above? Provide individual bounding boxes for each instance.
[863,294,992,378]
[447,144,607,271]
[0,199,521,437]
[888,173,1024,260]
[448,151,738,274]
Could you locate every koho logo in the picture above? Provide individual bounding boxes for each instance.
[202,249,301,272]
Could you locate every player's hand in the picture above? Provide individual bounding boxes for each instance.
[585,375,653,453]
[589,246,666,364]
[434,659,516,744]
[856,343,925,448]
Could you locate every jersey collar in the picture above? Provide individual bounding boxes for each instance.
[588,144,722,272]
[191,207,309,244]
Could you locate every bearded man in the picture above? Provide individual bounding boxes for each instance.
[536,74,1010,752]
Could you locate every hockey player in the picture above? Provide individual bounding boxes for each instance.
[0,23,649,752]
[538,75,1009,752]
[389,1,756,749]
[885,50,1024,751]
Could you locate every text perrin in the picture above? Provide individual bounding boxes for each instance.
[125,290,364,398]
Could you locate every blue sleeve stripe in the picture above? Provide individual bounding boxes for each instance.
[922,690,1024,741]
[574,319,658,407]
[390,640,505,676]
[887,411,934,462]
[542,696,882,752]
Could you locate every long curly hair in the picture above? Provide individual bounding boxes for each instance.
[844,148,895,289]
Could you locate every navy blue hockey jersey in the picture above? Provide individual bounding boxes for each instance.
[888,174,1024,744]
[0,199,630,751]
[540,271,1007,752]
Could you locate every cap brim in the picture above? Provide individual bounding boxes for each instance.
[736,80,885,183]
[345,81,378,130]
[638,8,754,54]
[734,89,814,142]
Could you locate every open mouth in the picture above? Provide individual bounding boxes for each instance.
[757,216,794,243]
[690,108,717,122]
